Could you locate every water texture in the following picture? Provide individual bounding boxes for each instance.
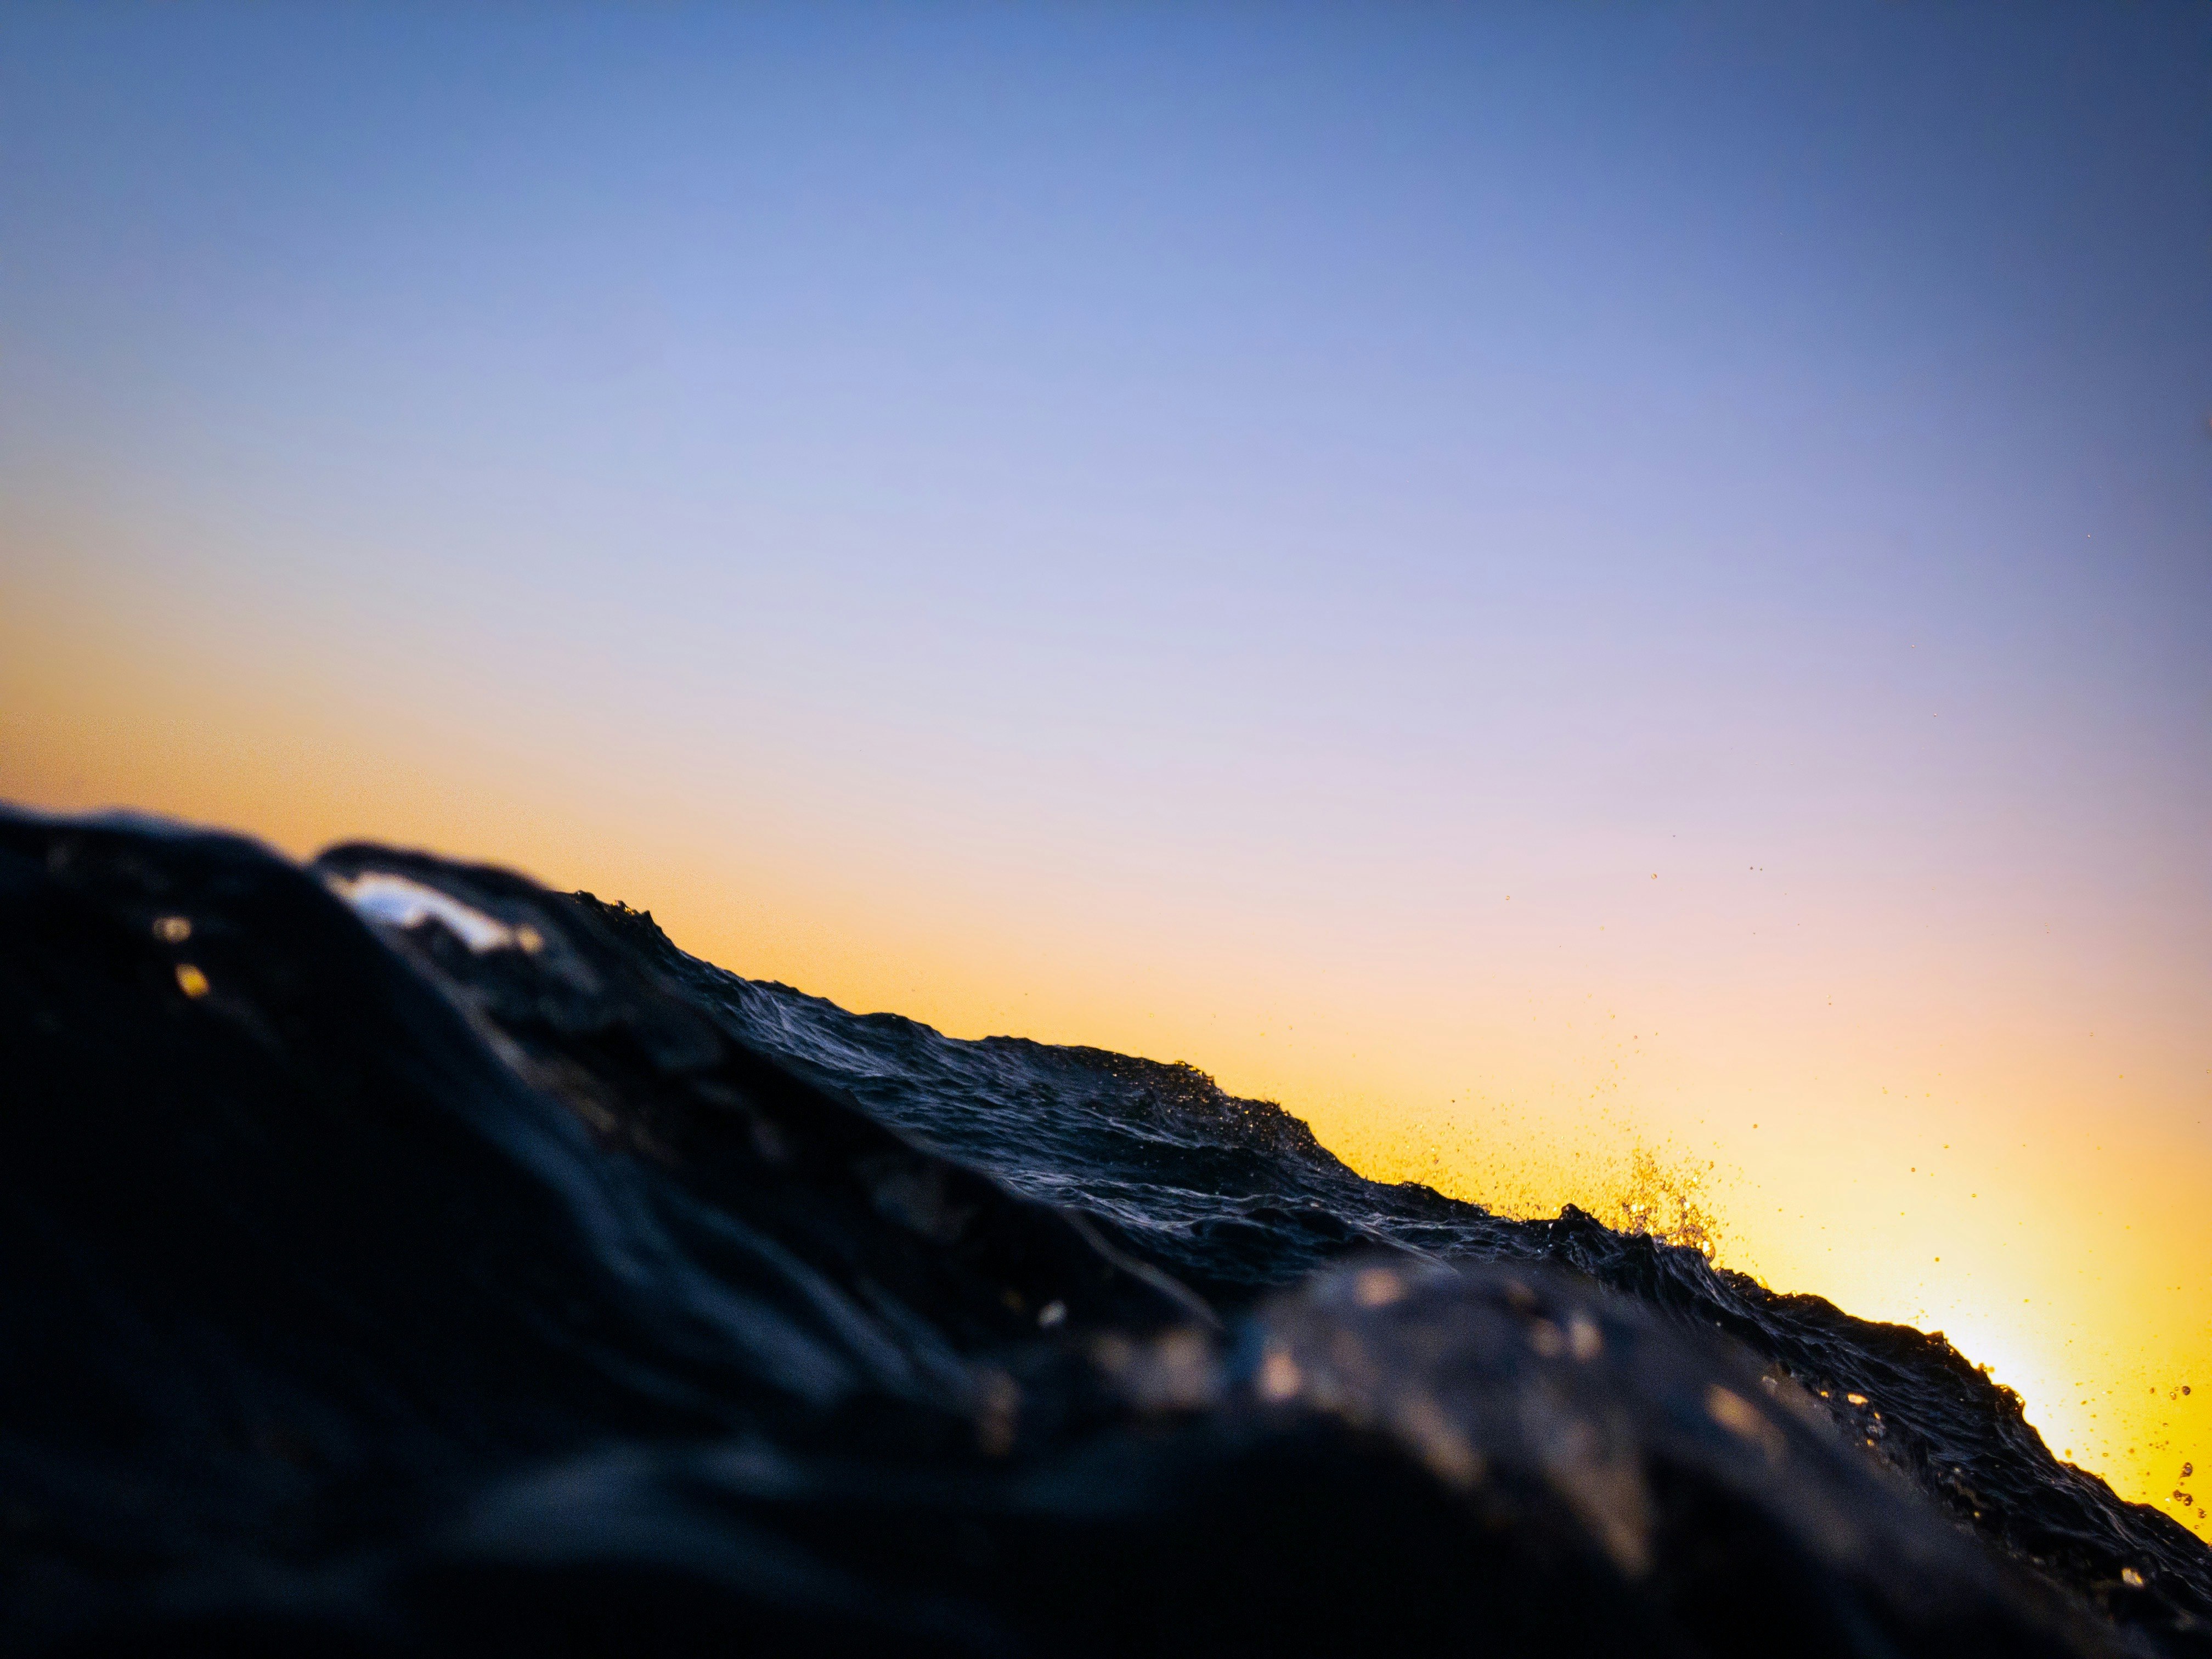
[3,806,2207,1655]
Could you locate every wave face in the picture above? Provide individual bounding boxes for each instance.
[4,808,2209,1657]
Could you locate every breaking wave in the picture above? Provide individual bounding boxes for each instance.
[4,807,2209,1656]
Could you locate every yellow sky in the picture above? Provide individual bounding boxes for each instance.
[6,560,2205,1538]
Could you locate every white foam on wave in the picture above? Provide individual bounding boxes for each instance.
[329,872,518,953]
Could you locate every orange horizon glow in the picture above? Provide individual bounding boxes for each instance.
[5,569,2205,1536]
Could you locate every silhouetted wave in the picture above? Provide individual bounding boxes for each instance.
[4,806,2207,1655]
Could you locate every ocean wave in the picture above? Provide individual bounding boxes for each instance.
[3,806,2205,1655]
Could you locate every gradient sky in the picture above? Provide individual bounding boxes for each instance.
[5,4,2210,1528]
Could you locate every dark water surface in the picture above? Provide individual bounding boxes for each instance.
[4,807,2208,1655]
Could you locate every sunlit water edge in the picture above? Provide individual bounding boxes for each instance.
[1322,1122,2210,1545]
